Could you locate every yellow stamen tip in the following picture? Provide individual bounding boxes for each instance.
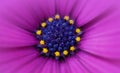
[70,46,75,51]
[41,22,46,28]
[42,48,48,53]
[64,16,69,21]
[36,30,42,35]
[69,20,74,24]
[55,14,60,19]
[48,18,53,22]
[55,51,60,57]
[75,37,81,42]
[76,28,81,33]
[40,40,45,45]
[63,50,68,56]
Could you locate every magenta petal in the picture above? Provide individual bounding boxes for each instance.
[0,47,41,73]
[71,0,119,26]
[41,0,56,17]
[0,25,37,48]
[65,57,88,73]
[38,60,53,73]
[55,0,78,16]
[60,62,68,73]
[77,52,120,73]
[0,0,38,31]
[78,0,120,59]
[80,10,120,59]
[50,61,61,73]
[0,0,56,31]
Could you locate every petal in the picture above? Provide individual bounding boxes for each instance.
[0,25,37,48]
[51,61,59,73]
[60,62,68,73]
[0,47,42,73]
[66,56,88,73]
[0,0,57,31]
[80,8,120,59]
[39,59,53,73]
[55,0,79,17]
[71,0,119,26]
[77,0,120,60]
[0,0,38,31]
[76,52,120,73]
[15,57,45,73]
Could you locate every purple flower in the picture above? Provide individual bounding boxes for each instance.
[0,0,120,73]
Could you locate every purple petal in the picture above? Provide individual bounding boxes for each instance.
[80,11,120,59]
[75,0,120,59]
[0,25,37,48]
[0,47,43,73]
[77,52,120,73]
[0,0,57,30]
[71,0,118,26]
[38,60,53,73]
[65,56,88,73]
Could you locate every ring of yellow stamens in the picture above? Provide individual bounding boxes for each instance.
[64,16,69,21]
[76,28,81,33]
[75,36,81,42]
[55,14,60,19]
[41,22,46,28]
[48,17,53,22]
[55,51,60,57]
[40,40,45,45]
[36,30,42,35]
[69,20,74,25]
[70,46,75,51]
[42,48,48,53]
[63,50,69,56]
[36,14,82,60]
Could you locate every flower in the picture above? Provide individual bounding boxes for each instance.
[0,0,120,73]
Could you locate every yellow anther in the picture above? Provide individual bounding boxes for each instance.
[70,46,75,51]
[40,40,45,45]
[69,20,74,25]
[48,17,53,22]
[76,28,81,33]
[41,22,46,28]
[55,14,60,19]
[36,30,42,35]
[63,50,68,56]
[64,16,69,21]
[42,48,48,53]
[75,36,81,42]
[54,51,60,57]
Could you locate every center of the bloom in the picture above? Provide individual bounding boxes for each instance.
[35,14,82,60]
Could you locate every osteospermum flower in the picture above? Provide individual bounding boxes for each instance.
[0,0,120,73]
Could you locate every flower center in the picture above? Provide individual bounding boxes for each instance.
[35,14,82,60]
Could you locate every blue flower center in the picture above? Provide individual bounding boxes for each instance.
[35,15,82,60]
